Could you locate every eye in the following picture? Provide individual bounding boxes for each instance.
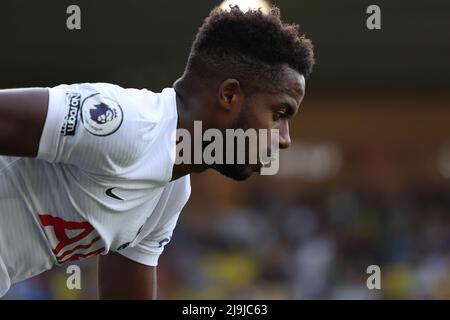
[273,107,288,121]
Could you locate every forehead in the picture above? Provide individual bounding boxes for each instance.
[277,64,305,100]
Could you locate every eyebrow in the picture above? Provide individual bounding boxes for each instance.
[282,100,298,117]
[281,87,303,114]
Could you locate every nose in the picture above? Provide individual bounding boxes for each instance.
[278,121,291,149]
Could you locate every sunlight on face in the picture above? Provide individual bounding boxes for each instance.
[219,0,271,13]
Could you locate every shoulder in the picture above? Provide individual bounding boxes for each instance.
[50,82,174,122]
[46,83,177,177]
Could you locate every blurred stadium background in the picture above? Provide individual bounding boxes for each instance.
[1,0,450,299]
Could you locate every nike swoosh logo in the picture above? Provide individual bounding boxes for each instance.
[105,187,124,201]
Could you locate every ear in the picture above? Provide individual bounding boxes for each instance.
[217,79,243,111]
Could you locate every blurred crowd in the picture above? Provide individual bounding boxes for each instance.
[158,185,450,299]
[4,184,450,300]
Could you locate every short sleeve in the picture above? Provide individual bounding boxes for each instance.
[117,176,191,266]
[36,83,157,176]
[118,211,181,266]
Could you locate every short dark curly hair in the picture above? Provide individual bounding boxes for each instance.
[184,5,315,93]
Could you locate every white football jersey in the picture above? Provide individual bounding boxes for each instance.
[0,83,191,297]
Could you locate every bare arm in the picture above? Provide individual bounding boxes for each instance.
[0,88,49,157]
[98,252,158,300]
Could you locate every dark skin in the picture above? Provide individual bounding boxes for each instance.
[0,64,305,299]
[172,63,305,180]
[98,252,157,299]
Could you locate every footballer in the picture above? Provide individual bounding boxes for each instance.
[0,6,314,299]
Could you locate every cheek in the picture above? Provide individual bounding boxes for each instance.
[254,115,277,151]
[242,98,271,127]
[248,107,275,131]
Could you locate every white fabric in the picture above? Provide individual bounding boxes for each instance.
[0,83,191,297]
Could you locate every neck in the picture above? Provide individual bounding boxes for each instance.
[171,77,211,181]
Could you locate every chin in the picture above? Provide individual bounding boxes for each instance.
[216,164,256,181]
